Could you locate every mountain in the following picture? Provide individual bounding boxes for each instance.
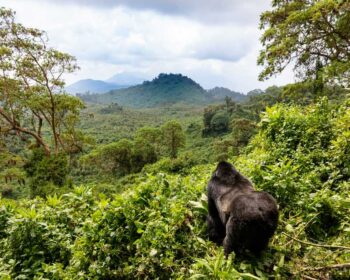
[79,73,210,107]
[66,72,148,95]
[207,87,247,102]
[65,79,125,94]
[247,88,264,96]
[78,73,251,108]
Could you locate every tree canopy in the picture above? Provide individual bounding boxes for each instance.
[161,120,186,159]
[0,8,84,155]
[258,0,350,88]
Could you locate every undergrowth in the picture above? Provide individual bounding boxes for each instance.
[0,98,349,279]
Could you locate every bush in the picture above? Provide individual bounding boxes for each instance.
[236,98,350,210]
[203,110,230,136]
[24,149,71,197]
[144,153,199,175]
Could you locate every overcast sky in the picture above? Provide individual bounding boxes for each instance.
[0,0,295,92]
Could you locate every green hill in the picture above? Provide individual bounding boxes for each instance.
[207,87,247,102]
[1,98,349,279]
[78,73,248,108]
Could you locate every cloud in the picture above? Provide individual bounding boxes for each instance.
[37,0,270,25]
[0,0,293,92]
[192,27,258,62]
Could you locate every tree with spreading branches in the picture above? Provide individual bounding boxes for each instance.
[258,0,350,89]
[0,7,85,156]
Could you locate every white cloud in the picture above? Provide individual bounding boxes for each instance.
[0,0,294,92]
[34,0,271,25]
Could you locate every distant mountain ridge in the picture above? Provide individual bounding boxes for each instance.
[78,73,251,108]
[207,87,246,102]
[65,72,148,94]
[65,79,125,94]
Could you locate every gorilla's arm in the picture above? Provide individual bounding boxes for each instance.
[207,182,226,244]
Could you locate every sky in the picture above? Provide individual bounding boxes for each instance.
[0,0,295,92]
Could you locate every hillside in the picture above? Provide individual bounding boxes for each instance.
[207,87,247,102]
[78,73,248,108]
[1,98,349,279]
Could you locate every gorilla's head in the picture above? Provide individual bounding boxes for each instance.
[213,161,238,185]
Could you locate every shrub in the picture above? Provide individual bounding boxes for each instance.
[24,149,70,197]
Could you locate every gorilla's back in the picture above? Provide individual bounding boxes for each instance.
[227,191,278,254]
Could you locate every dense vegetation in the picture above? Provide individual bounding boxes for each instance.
[259,0,350,92]
[78,73,248,108]
[1,1,350,279]
[1,98,349,279]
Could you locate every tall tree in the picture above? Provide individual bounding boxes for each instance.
[258,0,350,88]
[0,8,84,155]
[161,120,185,159]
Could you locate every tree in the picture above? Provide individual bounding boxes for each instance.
[24,148,69,197]
[135,126,161,155]
[210,111,230,134]
[80,139,134,176]
[258,0,350,88]
[0,8,84,156]
[0,141,25,194]
[133,126,161,168]
[101,139,133,176]
[230,118,257,155]
[161,120,185,159]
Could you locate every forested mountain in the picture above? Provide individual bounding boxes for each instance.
[78,73,248,107]
[207,87,247,102]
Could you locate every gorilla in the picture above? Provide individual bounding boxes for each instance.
[207,161,278,256]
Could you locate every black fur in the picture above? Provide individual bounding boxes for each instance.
[207,161,278,256]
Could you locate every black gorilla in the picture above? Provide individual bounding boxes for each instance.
[207,161,278,256]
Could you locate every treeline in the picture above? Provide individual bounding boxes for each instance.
[80,120,185,177]
[200,82,349,161]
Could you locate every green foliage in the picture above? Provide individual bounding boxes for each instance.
[81,139,134,177]
[207,87,247,102]
[78,104,203,145]
[0,170,212,279]
[144,153,198,175]
[210,111,230,134]
[0,98,349,279]
[133,127,160,170]
[161,120,186,159]
[24,148,71,197]
[259,0,350,87]
[230,119,257,152]
[237,98,350,209]
[80,126,163,177]
[0,147,26,198]
[190,250,260,280]
[79,73,250,108]
[79,73,209,108]
[99,102,123,114]
[203,108,231,136]
[0,8,85,155]
[0,188,95,279]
